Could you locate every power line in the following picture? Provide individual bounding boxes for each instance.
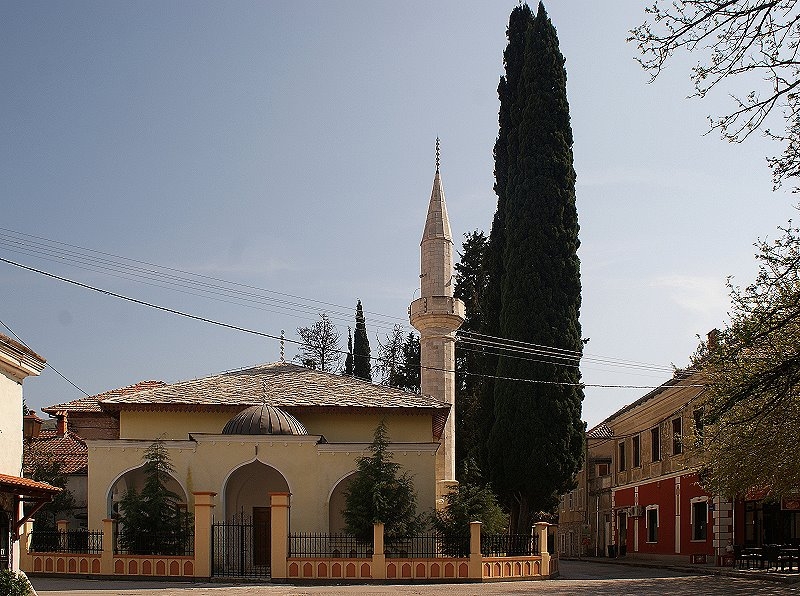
[0,318,89,396]
[0,256,699,392]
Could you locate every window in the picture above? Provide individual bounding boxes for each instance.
[618,441,626,472]
[692,500,708,541]
[672,417,683,455]
[646,506,659,543]
[568,491,574,510]
[597,463,609,476]
[693,408,705,446]
[651,427,661,462]
[632,434,641,468]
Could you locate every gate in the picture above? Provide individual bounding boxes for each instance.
[212,512,271,578]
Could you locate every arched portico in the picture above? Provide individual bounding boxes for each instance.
[328,471,358,533]
[223,460,290,521]
[107,465,187,519]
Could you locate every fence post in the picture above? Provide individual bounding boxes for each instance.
[101,519,116,575]
[372,522,385,579]
[534,521,550,577]
[56,520,69,532]
[192,491,216,579]
[469,521,482,579]
[269,492,290,580]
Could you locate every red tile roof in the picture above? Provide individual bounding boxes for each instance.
[23,430,88,475]
[0,473,61,496]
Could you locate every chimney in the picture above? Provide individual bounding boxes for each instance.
[56,410,68,437]
[707,329,720,353]
[23,410,43,440]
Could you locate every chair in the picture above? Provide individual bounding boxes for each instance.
[733,544,745,569]
[763,545,779,570]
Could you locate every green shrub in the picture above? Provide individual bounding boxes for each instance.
[0,569,33,596]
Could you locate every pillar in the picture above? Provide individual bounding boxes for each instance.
[18,520,33,572]
[469,521,482,579]
[101,519,116,575]
[192,491,216,578]
[371,522,386,579]
[269,492,290,579]
[535,522,551,577]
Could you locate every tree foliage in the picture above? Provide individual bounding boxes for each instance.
[29,461,76,530]
[117,440,191,555]
[696,218,800,499]
[295,313,342,372]
[486,2,585,532]
[344,327,354,376]
[630,1,800,189]
[376,326,420,392]
[432,460,508,555]
[453,231,489,470]
[342,421,424,542]
[353,300,372,381]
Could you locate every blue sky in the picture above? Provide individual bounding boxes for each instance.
[2,1,796,427]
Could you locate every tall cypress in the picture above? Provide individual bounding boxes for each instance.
[487,2,584,532]
[353,300,372,381]
[344,327,354,376]
[479,3,535,474]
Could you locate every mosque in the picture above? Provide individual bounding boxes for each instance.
[41,152,466,543]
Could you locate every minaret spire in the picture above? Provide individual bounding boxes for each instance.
[410,139,465,503]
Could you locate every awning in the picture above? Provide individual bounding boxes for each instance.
[0,472,61,538]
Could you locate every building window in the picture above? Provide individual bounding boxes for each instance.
[646,506,659,543]
[568,491,574,510]
[692,500,708,541]
[651,427,661,462]
[672,417,683,455]
[633,434,641,468]
[618,441,626,472]
[597,463,609,476]
[693,408,704,446]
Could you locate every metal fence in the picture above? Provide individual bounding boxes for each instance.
[212,515,271,578]
[29,529,103,554]
[289,533,373,558]
[386,534,470,558]
[481,533,539,557]
[115,529,194,556]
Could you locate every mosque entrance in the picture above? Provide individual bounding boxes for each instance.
[252,506,271,566]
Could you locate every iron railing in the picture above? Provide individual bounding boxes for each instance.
[115,529,194,556]
[212,516,271,578]
[481,533,539,557]
[29,529,103,554]
[289,533,373,558]
[386,534,469,558]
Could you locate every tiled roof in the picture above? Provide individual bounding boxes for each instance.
[100,362,450,412]
[586,423,613,439]
[42,380,166,414]
[0,332,45,364]
[23,430,88,475]
[0,473,61,496]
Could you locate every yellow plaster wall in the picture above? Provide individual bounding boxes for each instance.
[0,372,23,477]
[119,410,234,439]
[297,411,433,443]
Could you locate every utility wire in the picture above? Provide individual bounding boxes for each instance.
[0,318,89,396]
[0,256,702,391]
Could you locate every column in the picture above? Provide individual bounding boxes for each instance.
[535,522,551,577]
[101,519,116,575]
[269,492,290,579]
[192,491,216,578]
[371,522,386,579]
[469,521,482,579]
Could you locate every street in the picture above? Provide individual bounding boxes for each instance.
[30,560,800,595]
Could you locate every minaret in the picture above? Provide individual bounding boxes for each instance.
[410,139,465,500]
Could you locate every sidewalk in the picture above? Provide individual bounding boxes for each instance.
[563,555,800,585]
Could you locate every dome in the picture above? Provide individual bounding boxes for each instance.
[222,404,308,436]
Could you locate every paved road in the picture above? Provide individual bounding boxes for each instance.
[30,560,800,596]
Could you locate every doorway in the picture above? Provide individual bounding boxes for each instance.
[253,507,271,566]
[618,512,628,556]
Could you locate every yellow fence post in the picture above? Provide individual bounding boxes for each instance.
[18,520,34,572]
[469,521,482,579]
[56,519,69,533]
[192,491,216,579]
[101,519,116,575]
[372,522,385,579]
[534,521,550,577]
[269,492,290,580]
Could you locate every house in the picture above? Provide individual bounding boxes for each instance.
[0,332,61,571]
[558,367,733,564]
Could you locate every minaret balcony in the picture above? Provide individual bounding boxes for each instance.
[409,296,465,333]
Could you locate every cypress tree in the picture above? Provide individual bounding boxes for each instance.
[353,299,372,381]
[487,2,585,532]
[479,3,534,474]
[344,327,354,376]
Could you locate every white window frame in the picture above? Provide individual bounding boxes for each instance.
[645,505,659,543]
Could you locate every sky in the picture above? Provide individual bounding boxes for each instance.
[2,1,797,429]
